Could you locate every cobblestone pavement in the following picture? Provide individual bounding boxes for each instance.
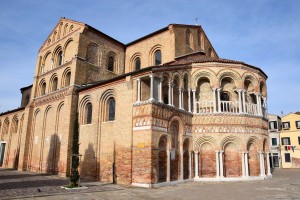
[1,168,300,200]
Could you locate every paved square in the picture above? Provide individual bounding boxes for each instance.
[0,168,299,200]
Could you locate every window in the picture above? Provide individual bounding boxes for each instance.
[282,122,290,130]
[269,121,278,130]
[108,56,114,71]
[208,48,212,57]
[85,103,92,124]
[154,50,161,65]
[281,137,291,145]
[296,121,300,129]
[186,30,191,46]
[65,72,71,87]
[271,138,277,146]
[284,153,291,163]
[52,77,58,92]
[135,57,141,70]
[108,98,115,121]
[197,31,201,47]
[41,82,46,95]
[298,137,300,145]
[57,51,63,66]
[220,92,230,101]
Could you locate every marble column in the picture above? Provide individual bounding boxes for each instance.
[242,90,246,113]
[217,88,221,113]
[192,90,196,113]
[219,151,224,178]
[168,81,172,106]
[245,152,249,177]
[259,152,265,177]
[179,88,182,109]
[149,74,154,101]
[238,90,243,113]
[194,151,199,178]
[213,88,217,113]
[188,89,191,112]
[242,152,245,177]
[180,152,184,180]
[189,151,192,179]
[171,84,174,106]
[215,151,220,178]
[266,152,272,176]
[137,78,141,102]
[167,150,170,182]
[159,78,163,103]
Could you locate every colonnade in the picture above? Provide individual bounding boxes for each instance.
[193,151,272,179]
[136,74,267,117]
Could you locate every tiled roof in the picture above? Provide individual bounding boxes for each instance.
[165,52,267,78]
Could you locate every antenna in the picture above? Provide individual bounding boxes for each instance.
[195,17,198,25]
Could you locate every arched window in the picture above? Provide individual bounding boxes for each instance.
[41,82,46,95]
[135,57,141,70]
[108,56,114,71]
[197,31,201,47]
[221,92,230,101]
[186,30,191,46]
[85,103,92,124]
[52,77,58,92]
[108,98,115,121]
[57,51,63,66]
[208,48,212,57]
[65,72,71,87]
[154,50,161,65]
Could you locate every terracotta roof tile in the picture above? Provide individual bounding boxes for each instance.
[165,52,267,78]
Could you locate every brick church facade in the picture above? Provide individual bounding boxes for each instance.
[0,18,271,187]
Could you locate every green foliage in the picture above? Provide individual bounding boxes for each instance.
[69,112,80,187]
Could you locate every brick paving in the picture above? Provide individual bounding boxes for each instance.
[1,168,300,200]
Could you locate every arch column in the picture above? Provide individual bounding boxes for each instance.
[188,89,191,112]
[219,150,224,178]
[259,152,265,177]
[149,74,154,101]
[168,81,172,106]
[194,151,199,178]
[242,89,246,113]
[212,88,217,113]
[192,90,196,113]
[266,152,272,176]
[245,152,249,177]
[217,88,221,113]
[237,89,243,114]
[180,152,183,180]
[137,78,141,102]
[242,152,245,177]
[215,151,220,178]
[159,77,163,103]
[167,150,170,182]
[171,83,174,106]
[61,54,64,64]
[179,88,182,109]
[189,151,192,179]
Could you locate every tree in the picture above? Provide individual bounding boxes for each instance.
[69,112,80,187]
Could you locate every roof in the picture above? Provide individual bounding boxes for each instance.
[20,85,33,91]
[165,52,268,78]
[0,107,25,117]
[126,23,203,47]
[295,112,300,115]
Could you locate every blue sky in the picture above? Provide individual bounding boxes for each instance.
[0,0,299,116]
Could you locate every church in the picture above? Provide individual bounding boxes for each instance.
[0,18,271,187]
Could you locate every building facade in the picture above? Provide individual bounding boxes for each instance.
[0,18,271,187]
[268,114,281,168]
[280,112,300,168]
